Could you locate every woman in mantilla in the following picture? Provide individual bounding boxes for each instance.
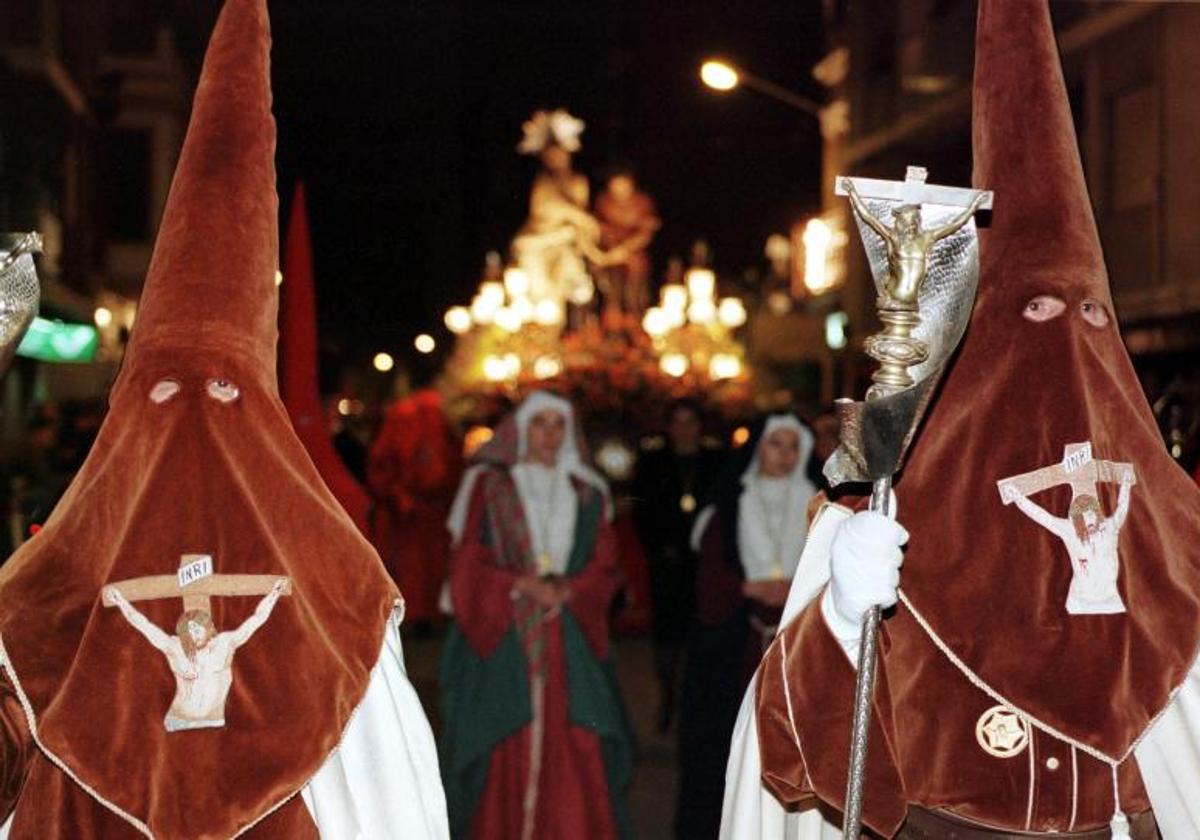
[676,413,817,838]
[439,390,632,839]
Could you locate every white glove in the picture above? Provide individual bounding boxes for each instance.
[821,510,909,666]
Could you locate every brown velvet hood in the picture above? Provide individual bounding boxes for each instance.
[279,182,372,533]
[0,1,398,836]
[893,0,1200,761]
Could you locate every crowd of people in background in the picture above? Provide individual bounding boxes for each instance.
[4,377,1197,838]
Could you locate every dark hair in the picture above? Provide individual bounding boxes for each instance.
[176,610,217,659]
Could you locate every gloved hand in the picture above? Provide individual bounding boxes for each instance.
[820,509,909,666]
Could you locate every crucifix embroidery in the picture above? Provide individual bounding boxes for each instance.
[102,554,291,732]
[996,443,1137,615]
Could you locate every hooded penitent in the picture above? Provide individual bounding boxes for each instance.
[0,1,397,836]
[367,387,463,621]
[279,181,372,533]
[756,0,1200,834]
[893,0,1200,766]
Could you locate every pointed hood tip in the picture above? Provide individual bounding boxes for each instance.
[971,0,1107,293]
[118,0,279,392]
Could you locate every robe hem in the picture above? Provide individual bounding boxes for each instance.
[899,589,1190,767]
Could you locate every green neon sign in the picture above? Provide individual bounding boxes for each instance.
[16,317,99,363]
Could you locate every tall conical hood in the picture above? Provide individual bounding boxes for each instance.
[883,0,1200,771]
[971,0,1107,304]
[117,0,279,393]
[0,2,399,835]
[279,182,371,531]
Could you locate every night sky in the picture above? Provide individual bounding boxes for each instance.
[176,1,827,371]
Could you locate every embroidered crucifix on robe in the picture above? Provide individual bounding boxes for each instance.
[103,554,292,731]
[997,442,1136,615]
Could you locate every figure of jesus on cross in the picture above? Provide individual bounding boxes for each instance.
[997,443,1136,615]
[103,554,292,732]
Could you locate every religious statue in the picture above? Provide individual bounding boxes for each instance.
[843,178,987,311]
[594,166,660,319]
[510,109,608,313]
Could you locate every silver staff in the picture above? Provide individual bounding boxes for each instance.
[826,167,991,838]
[0,232,43,376]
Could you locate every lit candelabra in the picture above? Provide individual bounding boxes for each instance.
[640,266,748,382]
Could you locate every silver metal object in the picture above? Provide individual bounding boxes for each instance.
[0,233,43,375]
[826,170,989,839]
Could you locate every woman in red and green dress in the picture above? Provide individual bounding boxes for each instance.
[440,391,632,839]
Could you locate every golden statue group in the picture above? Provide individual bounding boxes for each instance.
[511,108,660,324]
[3,1,1200,839]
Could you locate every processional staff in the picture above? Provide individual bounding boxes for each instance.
[824,166,992,838]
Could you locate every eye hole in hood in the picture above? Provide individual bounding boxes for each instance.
[1023,294,1066,322]
[1080,298,1110,328]
[149,379,182,404]
[206,379,241,404]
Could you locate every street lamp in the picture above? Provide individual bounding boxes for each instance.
[699,57,821,117]
[700,60,739,91]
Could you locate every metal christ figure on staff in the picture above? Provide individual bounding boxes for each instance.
[843,179,987,311]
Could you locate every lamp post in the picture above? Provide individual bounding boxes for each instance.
[699,58,822,117]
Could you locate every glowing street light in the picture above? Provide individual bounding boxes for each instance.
[699,58,821,116]
[93,307,113,328]
[414,334,435,354]
[373,352,395,372]
[701,60,740,92]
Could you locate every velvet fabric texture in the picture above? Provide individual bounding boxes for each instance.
[279,182,372,533]
[756,0,1200,834]
[0,0,398,835]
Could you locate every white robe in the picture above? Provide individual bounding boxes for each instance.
[720,505,1200,840]
[1,610,449,839]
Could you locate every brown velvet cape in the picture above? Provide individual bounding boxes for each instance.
[0,0,398,835]
[757,0,1200,834]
